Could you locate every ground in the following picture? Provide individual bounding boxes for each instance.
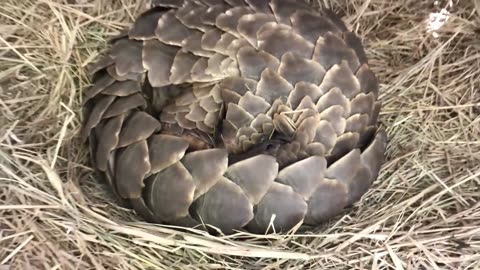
[0,0,479,269]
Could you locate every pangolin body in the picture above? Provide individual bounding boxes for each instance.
[81,0,387,234]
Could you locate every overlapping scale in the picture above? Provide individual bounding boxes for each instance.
[144,162,195,221]
[192,177,253,233]
[258,23,314,60]
[110,39,144,76]
[291,10,341,43]
[313,33,360,72]
[117,111,161,148]
[147,134,189,173]
[256,68,293,104]
[129,8,166,40]
[95,114,125,171]
[237,47,280,80]
[181,149,228,199]
[276,156,327,199]
[238,13,276,47]
[155,10,196,46]
[225,154,278,204]
[247,182,307,233]
[115,140,151,199]
[103,94,147,118]
[216,6,254,37]
[142,40,179,87]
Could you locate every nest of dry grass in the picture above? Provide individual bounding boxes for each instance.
[1,0,479,269]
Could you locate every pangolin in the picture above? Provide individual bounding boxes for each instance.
[81,0,387,234]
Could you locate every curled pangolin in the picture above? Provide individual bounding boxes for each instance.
[81,0,387,234]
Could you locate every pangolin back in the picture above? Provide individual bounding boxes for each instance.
[81,0,387,234]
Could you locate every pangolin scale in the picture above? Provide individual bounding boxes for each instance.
[81,0,387,234]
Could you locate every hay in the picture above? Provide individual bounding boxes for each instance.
[1,0,479,269]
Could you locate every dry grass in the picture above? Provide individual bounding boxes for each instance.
[1,0,480,269]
